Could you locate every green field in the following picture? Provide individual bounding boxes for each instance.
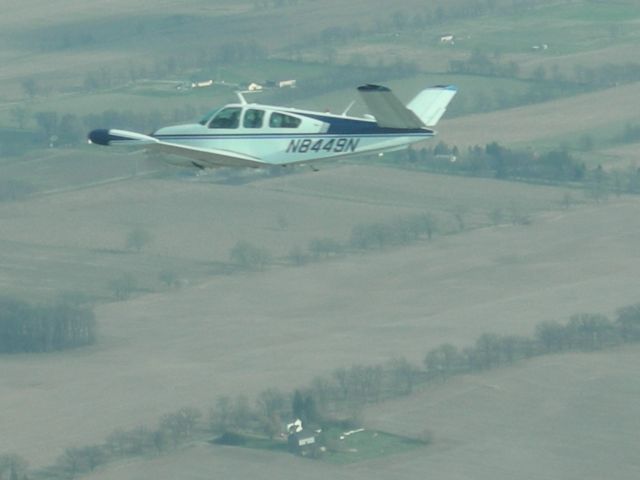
[321,428,422,465]
[212,428,421,464]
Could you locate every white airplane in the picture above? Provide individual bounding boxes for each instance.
[88,84,456,169]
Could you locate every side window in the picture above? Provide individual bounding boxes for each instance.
[208,107,241,129]
[243,109,265,129]
[269,112,301,128]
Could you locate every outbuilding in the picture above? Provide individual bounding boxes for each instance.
[288,430,316,455]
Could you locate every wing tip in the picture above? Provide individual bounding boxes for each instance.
[429,84,457,92]
[88,129,116,146]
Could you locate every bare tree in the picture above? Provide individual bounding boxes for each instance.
[109,273,137,300]
[126,227,153,252]
[158,269,179,288]
[229,241,271,270]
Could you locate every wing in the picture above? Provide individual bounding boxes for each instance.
[88,129,266,168]
[357,84,425,129]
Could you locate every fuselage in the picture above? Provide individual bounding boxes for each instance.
[151,103,434,167]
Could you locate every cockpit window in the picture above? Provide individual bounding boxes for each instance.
[208,107,241,129]
[269,112,301,128]
[243,109,265,129]
[198,108,220,126]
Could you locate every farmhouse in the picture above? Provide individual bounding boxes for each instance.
[191,79,214,89]
[278,79,296,88]
[288,430,316,455]
[439,34,454,44]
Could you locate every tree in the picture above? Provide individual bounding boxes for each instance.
[578,133,594,152]
[210,396,234,433]
[288,246,307,266]
[566,313,614,350]
[257,388,287,438]
[257,388,287,419]
[231,395,254,431]
[488,207,503,225]
[0,455,28,480]
[616,304,640,341]
[308,237,342,258]
[9,106,30,129]
[424,343,461,380]
[474,333,503,369]
[21,78,39,98]
[0,296,95,353]
[58,114,84,145]
[58,448,87,478]
[109,273,137,300]
[291,389,305,420]
[75,446,106,472]
[387,357,420,395]
[418,213,437,240]
[158,269,179,288]
[126,227,153,252]
[229,241,271,270]
[535,321,567,353]
[452,205,467,231]
[159,408,202,446]
[34,111,59,141]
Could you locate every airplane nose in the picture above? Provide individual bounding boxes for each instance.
[87,129,110,145]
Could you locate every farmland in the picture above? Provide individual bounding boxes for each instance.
[1,1,640,479]
[2,164,640,472]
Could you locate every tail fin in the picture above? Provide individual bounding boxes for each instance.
[357,84,424,129]
[407,85,457,126]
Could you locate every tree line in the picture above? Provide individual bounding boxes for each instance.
[397,141,640,198]
[411,141,587,182]
[0,297,96,353]
[208,303,640,433]
[8,301,639,478]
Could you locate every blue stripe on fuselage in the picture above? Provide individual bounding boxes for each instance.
[299,113,431,135]
[153,113,432,140]
[153,133,433,141]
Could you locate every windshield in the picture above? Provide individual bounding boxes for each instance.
[198,108,220,126]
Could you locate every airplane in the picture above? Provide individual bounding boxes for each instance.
[87,83,456,169]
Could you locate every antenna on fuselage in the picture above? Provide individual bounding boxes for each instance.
[341,100,356,117]
[235,90,261,105]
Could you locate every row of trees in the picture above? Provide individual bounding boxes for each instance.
[8,302,639,478]
[41,407,202,479]
[10,105,200,148]
[227,211,444,271]
[0,297,96,353]
[0,454,28,480]
[404,141,640,197]
[207,303,640,433]
[310,0,555,51]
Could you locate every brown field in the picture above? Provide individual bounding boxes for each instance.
[0,0,437,99]
[513,42,640,77]
[2,2,640,477]
[437,82,640,148]
[1,165,640,469]
[596,142,640,169]
[81,345,640,480]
